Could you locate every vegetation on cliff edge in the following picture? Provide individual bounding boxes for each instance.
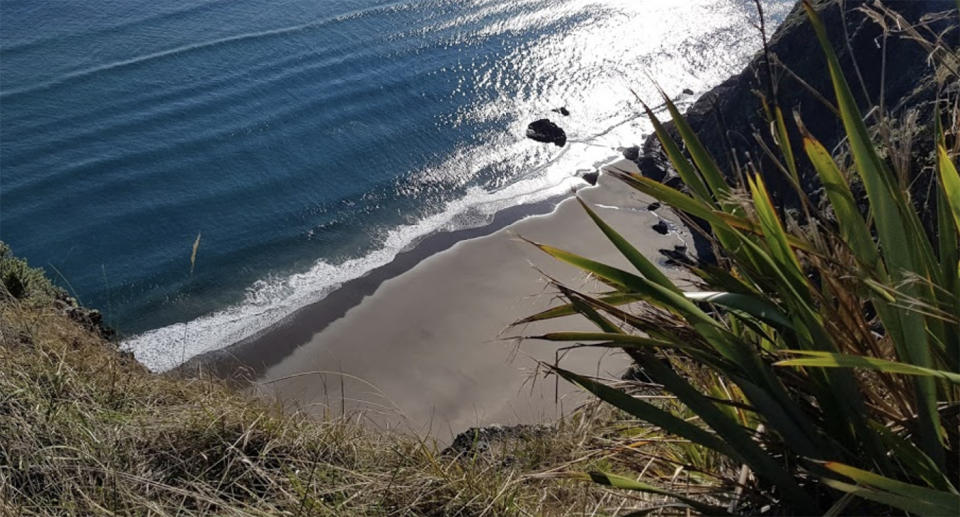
[1,244,714,515]
[521,1,960,515]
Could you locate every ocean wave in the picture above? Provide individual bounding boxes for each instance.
[12,0,794,372]
[120,154,590,372]
[0,0,419,100]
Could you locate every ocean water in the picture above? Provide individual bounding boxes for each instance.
[1,0,791,370]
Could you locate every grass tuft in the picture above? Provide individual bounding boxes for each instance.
[0,269,705,516]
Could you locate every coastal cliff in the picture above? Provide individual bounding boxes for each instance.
[3,0,958,514]
[0,242,644,514]
[636,0,957,258]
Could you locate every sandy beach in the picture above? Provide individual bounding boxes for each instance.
[202,159,693,438]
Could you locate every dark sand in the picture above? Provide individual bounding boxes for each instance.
[198,159,694,439]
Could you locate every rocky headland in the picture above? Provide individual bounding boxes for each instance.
[632,0,957,257]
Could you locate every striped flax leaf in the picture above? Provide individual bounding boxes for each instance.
[800,133,880,271]
[544,283,809,504]
[775,351,960,384]
[684,291,793,329]
[576,198,677,291]
[869,422,959,493]
[820,479,949,517]
[641,102,712,201]
[747,174,807,291]
[527,241,725,332]
[608,170,725,224]
[530,332,686,349]
[730,374,828,460]
[804,0,944,460]
[823,462,960,513]
[937,143,960,233]
[552,366,734,457]
[659,91,730,201]
[609,169,816,255]
[559,290,741,371]
[573,472,733,515]
[512,292,643,325]
[935,143,960,367]
[773,106,799,187]
[556,284,623,334]
[631,349,811,509]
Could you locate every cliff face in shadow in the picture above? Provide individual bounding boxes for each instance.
[638,0,958,257]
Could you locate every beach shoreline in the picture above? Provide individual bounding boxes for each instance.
[176,191,571,379]
[189,158,695,439]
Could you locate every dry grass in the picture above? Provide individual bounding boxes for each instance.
[0,286,707,516]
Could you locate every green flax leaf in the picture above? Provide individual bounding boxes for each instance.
[775,351,960,384]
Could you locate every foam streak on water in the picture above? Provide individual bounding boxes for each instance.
[0,0,792,371]
[125,167,585,371]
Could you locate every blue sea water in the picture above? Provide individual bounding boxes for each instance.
[1,0,790,370]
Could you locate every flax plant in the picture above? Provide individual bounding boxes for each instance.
[521,3,960,514]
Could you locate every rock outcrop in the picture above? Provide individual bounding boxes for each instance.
[526,118,567,147]
[636,0,958,257]
[443,424,551,458]
[581,170,599,185]
[1,241,114,340]
[55,294,115,341]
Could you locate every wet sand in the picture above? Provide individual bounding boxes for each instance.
[200,159,693,438]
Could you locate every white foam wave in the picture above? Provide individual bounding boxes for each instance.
[121,160,587,372]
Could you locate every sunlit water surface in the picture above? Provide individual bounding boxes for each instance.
[0,0,791,370]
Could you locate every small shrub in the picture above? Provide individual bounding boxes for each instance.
[0,242,62,303]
